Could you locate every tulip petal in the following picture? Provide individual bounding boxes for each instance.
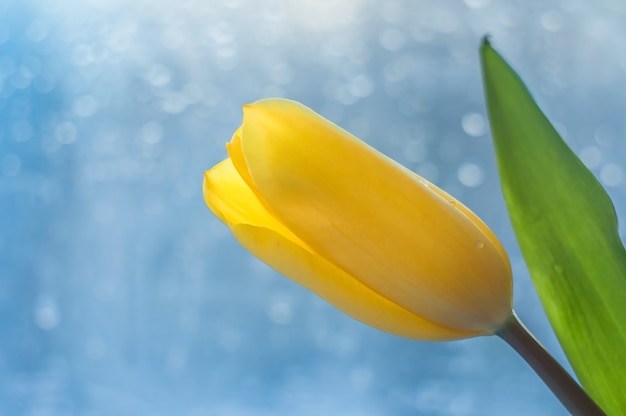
[203,158,305,248]
[408,168,510,265]
[204,158,486,340]
[231,224,486,341]
[236,99,511,331]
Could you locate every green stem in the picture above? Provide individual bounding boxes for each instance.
[496,312,606,416]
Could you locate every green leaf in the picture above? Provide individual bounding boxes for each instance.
[481,38,626,414]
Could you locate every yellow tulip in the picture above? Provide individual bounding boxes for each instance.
[204,98,513,341]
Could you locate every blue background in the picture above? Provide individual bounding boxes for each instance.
[2,0,625,415]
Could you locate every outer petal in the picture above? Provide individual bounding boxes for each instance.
[403,166,510,266]
[203,158,487,340]
[236,99,512,331]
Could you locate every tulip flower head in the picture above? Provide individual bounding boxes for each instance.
[204,98,513,341]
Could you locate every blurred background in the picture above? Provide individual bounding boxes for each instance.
[2,0,626,415]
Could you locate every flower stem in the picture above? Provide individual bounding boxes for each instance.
[496,312,606,416]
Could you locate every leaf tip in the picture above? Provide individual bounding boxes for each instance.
[480,35,497,66]
[481,34,492,49]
